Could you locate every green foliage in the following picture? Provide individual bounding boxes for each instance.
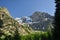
[20,32,51,40]
[0,31,53,40]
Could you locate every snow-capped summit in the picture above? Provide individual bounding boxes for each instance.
[15,17,23,24]
[15,16,32,24]
[21,16,32,23]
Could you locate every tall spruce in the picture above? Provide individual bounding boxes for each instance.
[53,0,60,40]
[0,19,3,28]
[13,22,20,40]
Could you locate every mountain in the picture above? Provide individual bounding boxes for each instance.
[29,11,54,31]
[0,7,33,36]
[15,11,54,31]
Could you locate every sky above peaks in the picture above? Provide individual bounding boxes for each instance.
[0,0,55,18]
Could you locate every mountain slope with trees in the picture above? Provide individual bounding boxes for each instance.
[0,7,33,36]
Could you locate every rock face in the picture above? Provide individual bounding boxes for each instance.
[29,11,54,31]
[0,7,11,18]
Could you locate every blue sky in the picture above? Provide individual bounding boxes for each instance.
[0,0,55,18]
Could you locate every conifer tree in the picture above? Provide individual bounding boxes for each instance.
[53,0,60,40]
[0,19,3,28]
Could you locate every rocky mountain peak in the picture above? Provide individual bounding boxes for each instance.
[30,11,53,22]
[29,11,54,31]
